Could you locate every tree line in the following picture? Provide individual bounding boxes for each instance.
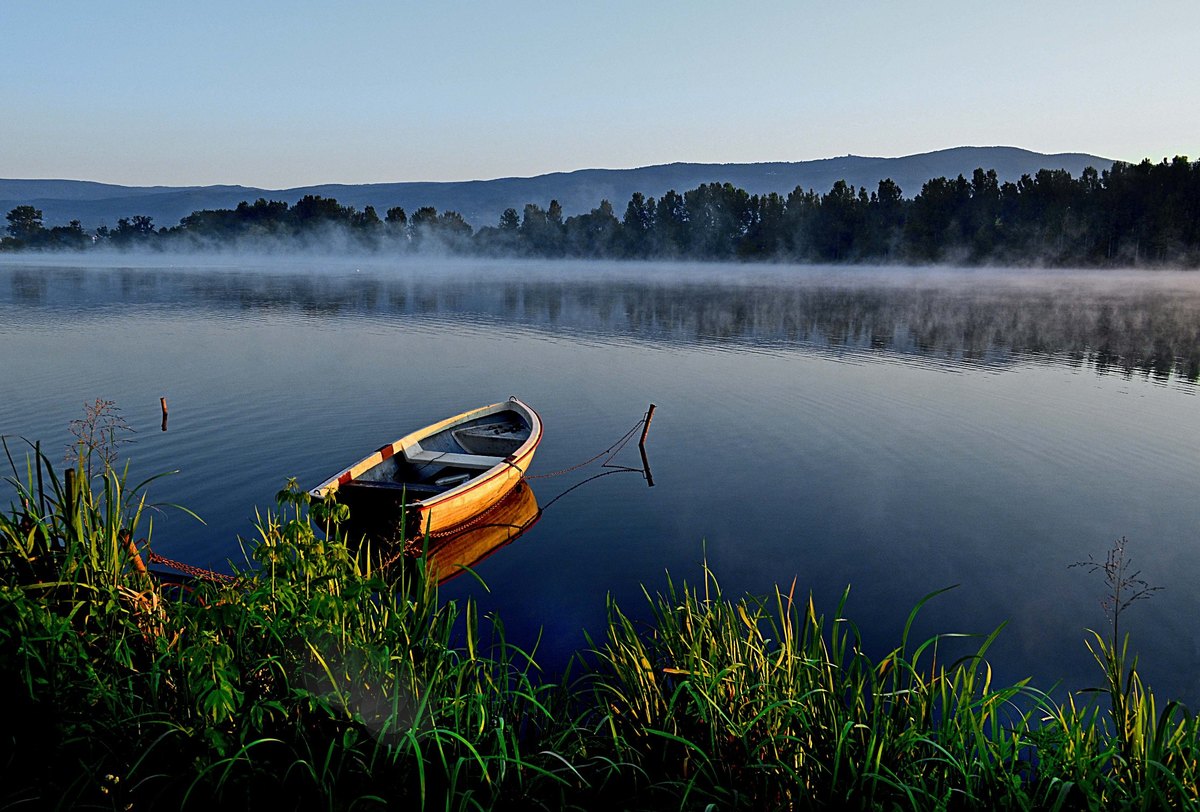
[4,156,1199,265]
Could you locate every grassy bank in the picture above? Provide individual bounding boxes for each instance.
[2,441,1199,810]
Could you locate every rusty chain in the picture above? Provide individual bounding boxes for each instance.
[145,549,239,585]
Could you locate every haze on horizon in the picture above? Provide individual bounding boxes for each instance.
[2,0,1197,189]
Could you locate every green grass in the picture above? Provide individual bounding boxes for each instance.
[2,439,1199,810]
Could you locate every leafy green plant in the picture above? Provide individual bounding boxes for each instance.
[4,423,1200,809]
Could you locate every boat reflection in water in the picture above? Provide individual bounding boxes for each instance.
[417,478,541,585]
[331,478,540,584]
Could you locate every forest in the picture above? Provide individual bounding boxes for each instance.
[4,156,1198,266]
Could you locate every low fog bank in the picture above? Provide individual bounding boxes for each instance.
[5,251,1200,294]
[7,259,1200,383]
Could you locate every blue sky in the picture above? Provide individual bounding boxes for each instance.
[2,1,1196,187]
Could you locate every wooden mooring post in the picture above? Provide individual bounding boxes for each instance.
[638,403,656,487]
[121,529,149,575]
[35,439,46,518]
[639,403,656,447]
[63,467,76,527]
[160,396,168,432]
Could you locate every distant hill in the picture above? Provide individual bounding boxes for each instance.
[1,147,1111,230]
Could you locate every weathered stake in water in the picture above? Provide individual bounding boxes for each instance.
[639,403,656,487]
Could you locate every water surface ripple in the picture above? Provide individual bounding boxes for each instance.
[4,258,1200,703]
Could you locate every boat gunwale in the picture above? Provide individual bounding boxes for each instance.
[309,398,542,506]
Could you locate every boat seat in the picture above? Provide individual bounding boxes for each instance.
[340,480,439,494]
[404,447,507,470]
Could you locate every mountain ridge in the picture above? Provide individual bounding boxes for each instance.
[1,146,1111,230]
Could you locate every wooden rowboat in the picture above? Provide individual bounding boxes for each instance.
[310,397,542,538]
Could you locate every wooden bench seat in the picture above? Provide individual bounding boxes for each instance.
[404,448,507,470]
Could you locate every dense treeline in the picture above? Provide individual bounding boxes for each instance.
[4,156,1199,265]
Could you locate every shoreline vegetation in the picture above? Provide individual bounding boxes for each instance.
[3,434,1200,809]
[4,156,1200,267]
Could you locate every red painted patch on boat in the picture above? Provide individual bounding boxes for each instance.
[379,444,395,461]
[337,472,352,485]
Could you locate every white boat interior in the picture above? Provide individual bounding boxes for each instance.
[346,409,530,499]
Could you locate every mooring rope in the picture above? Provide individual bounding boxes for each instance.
[526,417,644,479]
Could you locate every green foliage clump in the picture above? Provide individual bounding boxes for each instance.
[0,443,574,809]
[3,435,1200,809]
[588,572,1036,809]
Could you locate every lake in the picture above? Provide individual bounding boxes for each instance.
[4,255,1200,703]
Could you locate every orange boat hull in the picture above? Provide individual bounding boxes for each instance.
[311,398,542,541]
[412,437,539,535]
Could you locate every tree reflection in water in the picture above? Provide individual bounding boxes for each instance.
[9,263,1200,384]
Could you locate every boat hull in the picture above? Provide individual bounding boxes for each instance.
[412,439,534,534]
[310,398,542,540]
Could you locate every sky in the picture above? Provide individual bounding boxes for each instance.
[1,1,1197,188]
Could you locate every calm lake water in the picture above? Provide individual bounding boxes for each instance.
[4,256,1200,703]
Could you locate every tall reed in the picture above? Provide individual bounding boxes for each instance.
[585,563,1039,809]
[3,436,1200,809]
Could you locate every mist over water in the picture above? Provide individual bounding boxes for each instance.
[5,256,1200,703]
[8,256,1200,378]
